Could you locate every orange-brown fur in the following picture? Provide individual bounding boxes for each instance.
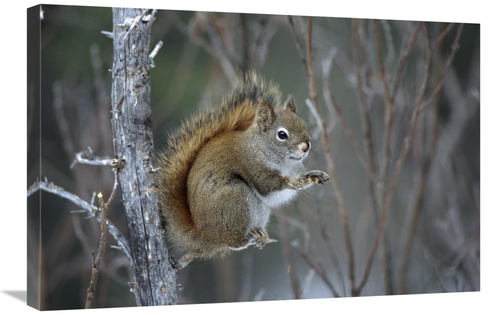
[157,72,281,258]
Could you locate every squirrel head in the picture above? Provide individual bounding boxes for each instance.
[252,96,311,166]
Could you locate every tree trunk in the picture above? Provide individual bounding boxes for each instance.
[111,7,177,306]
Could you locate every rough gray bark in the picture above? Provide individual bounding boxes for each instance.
[111,8,177,306]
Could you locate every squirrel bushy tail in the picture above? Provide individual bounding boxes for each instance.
[157,71,282,254]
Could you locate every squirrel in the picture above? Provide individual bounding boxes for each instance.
[157,71,330,270]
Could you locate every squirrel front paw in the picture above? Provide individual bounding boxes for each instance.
[284,177,306,190]
[248,228,277,250]
[305,170,330,184]
[285,171,331,190]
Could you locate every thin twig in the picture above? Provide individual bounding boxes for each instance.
[390,22,422,101]
[253,288,266,301]
[84,57,121,305]
[373,19,397,295]
[355,24,434,295]
[398,94,441,294]
[27,179,132,263]
[432,23,455,52]
[85,192,108,309]
[356,23,434,295]
[304,16,356,296]
[287,16,308,78]
[101,30,114,39]
[381,20,395,67]
[299,268,317,298]
[398,25,461,292]
[293,242,340,297]
[71,147,114,169]
[106,168,119,206]
[310,187,347,296]
[305,18,318,107]
[351,19,382,227]
[321,53,380,186]
[170,12,238,82]
[419,24,464,113]
[250,16,278,68]
[355,23,463,294]
[389,24,463,206]
[373,19,394,191]
[149,40,164,60]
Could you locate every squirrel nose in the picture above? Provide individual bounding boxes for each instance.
[299,142,310,153]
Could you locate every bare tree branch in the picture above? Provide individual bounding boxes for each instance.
[372,19,398,295]
[287,16,308,78]
[85,192,108,308]
[321,52,380,186]
[70,147,114,169]
[302,16,356,296]
[419,24,464,113]
[27,179,132,264]
[355,23,464,295]
[292,241,340,298]
[170,12,238,82]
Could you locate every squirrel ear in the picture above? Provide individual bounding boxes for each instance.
[256,100,276,132]
[284,96,297,113]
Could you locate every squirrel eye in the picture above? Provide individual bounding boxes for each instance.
[277,128,289,141]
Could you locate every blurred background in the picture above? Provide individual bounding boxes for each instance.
[27,5,479,310]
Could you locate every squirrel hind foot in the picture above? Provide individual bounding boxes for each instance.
[174,252,198,271]
[247,228,278,250]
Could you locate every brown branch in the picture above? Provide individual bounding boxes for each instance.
[373,19,395,194]
[432,23,455,52]
[321,52,380,186]
[355,23,434,295]
[352,20,397,295]
[170,12,238,82]
[303,16,356,296]
[250,16,278,68]
[380,20,395,66]
[27,179,132,263]
[287,16,308,78]
[373,19,397,295]
[85,192,108,309]
[390,22,422,101]
[305,18,318,106]
[419,24,464,113]
[310,191,347,296]
[398,98,440,294]
[355,23,463,295]
[351,18,381,224]
[398,24,462,292]
[292,242,340,297]
[389,24,463,203]
[372,20,393,118]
